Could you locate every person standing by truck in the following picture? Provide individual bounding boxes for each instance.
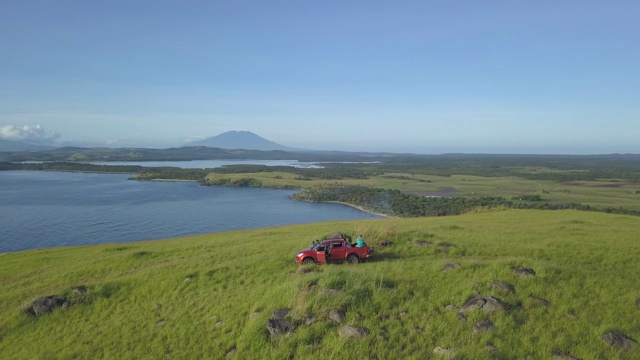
[356,235,365,248]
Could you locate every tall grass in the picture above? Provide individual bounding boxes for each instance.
[1,210,639,359]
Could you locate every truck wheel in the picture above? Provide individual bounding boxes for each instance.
[347,254,360,264]
[302,258,315,265]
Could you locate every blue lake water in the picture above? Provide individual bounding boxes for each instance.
[0,171,381,253]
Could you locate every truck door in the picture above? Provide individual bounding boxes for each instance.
[331,241,347,261]
[316,246,328,264]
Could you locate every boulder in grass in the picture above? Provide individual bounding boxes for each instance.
[433,347,456,358]
[329,309,346,323]
[23,295,69,317]
[459,296,505,313]
[266,318,296,336]
[271,308,290,320]
[602,331,636,349]
[473,320,495,333]
[338,325,369,338]
[510,266,536,277]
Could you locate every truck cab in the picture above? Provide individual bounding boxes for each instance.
[295,238,374,265]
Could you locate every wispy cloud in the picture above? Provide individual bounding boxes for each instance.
[0,124,61,144]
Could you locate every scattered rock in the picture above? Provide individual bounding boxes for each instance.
[473,320,495,333]
[215,321,225,327]
[486,343,497,352]
[551,352,581,360]
[415,327,424,334]
[415,240,432,247]
[437,243,455,251]
[377,240,392,247]
[398,311,408,318]
[156,319,165,327]
[489,281,515,294]
[443,262,460,271]
[322,288,343,296]
[459,296,505,313]
[602,331,637,349]
[266,318,296,336]
[456,313,467,323]
[184,276,195,282]
[379,328,389,341]
[329,309,346,323]
[271,308,290,320]
[433,346,456,358]
[443,304,457,312]
[510,266,536,277]
[250,312,261,319]
[72,286,88,296]
[303,314,317,325]
[529,295,550,306]
[23,295,70,317]
[226,345,237,358]
[338,325,369,338]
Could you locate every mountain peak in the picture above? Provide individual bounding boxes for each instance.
[187,131,294,151]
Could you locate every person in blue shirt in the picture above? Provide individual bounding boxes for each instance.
[356,235,365,248]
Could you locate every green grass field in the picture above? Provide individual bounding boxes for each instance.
[1,209,638,359]
[205,171,640,211]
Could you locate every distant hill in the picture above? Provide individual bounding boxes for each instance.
[0,138,53,151]
[187,131,299,151]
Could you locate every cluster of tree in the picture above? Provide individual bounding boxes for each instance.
[211,164,376,180]
[293,184,640,217]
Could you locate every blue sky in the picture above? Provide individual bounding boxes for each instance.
[1,1,638,154]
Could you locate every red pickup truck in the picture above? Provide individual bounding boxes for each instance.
[295,238,375,264]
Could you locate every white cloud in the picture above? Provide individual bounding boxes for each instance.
[0,124,61,143]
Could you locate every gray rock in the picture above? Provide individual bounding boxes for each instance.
[23,295,69,317]
[303,314,317,325]
[184,276,195,282]
[473,320,495,333]
[266,318,296,336]
[456,313,467,323]
[250,312,261,319]
[156,319,165,327]
[489,281,515,294]
[443,262,460,271]
[459,296,505,313]
[443,304,457,312]
[437,243,455,251]
[215,321,225,327]
[602,331,636,349]
[338,325,370,338]
[433,346,456,358]
[329,308,346,323]
[510,266,536,276]
[271,308,290,319]
[226,345,237,358]
[72,286,88,296]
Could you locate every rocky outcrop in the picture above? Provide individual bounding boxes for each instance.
[473,320,495,333]
[338,325,369,338]
[459,296,505,313]
[22,295,69,317]
[329,309,346,323]
[602,331,636,349]
[510,266,536,277]
[266,318,296,336]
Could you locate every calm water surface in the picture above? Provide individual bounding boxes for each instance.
[0,171,380,253]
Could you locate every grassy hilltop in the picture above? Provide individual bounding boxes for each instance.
[1,209,639,359]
